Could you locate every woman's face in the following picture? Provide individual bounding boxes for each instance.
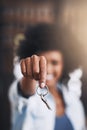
[40,51,64,88]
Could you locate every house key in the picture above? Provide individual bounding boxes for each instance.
[36,85,52,110]
[40,94,52,110]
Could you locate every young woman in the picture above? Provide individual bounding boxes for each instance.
[9,24,85,130]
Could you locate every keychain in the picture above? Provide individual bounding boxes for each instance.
[36,85,52,110]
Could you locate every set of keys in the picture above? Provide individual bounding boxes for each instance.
[36,85,52,110]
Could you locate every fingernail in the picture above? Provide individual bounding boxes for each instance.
[40,82,45,88]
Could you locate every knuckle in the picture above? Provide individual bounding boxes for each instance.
[40,56,46,60]
[31,55,38,58]
[25,57,30,62]
[33,54,38,58]
[33,55,39,61]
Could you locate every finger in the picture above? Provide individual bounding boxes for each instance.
[39,56,47,88]
[31,55,40,80]
[25,57,33,78]
[20,59,26,77]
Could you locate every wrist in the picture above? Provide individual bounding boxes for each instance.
[17,82,32,98]
[20,77,36,96]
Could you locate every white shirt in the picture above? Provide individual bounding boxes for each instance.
[8,62,86,130]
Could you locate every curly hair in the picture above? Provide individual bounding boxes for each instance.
[17,23,82,81]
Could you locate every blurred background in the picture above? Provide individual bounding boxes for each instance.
[0,0,87,129]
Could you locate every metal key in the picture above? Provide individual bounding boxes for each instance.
[36,85,52,110]
[40,94,52,110]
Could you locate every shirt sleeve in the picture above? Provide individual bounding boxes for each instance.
[8,79,31,124]
[62,68,86,130]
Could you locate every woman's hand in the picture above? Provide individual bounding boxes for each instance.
[20,55,47,96]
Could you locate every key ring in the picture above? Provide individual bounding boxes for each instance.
[36,85,49,97]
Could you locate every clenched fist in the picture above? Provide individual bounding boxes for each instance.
[20,55,47,95]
